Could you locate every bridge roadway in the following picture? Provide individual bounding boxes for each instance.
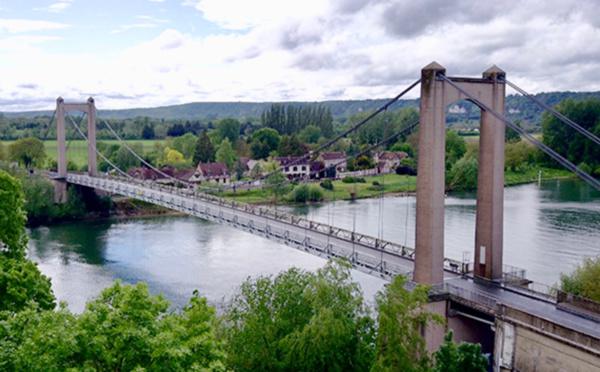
[61,172,465,280]
[60,173,600,344]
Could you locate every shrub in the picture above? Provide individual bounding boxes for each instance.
[560,257,600,302]
[372,181,380,186]
[307,185,324,202]
[342,176,366,184]
[320,179,334,190]
[290,184,324,203]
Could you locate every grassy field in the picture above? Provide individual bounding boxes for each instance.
[222,166,574,205]
[1,140,163,168]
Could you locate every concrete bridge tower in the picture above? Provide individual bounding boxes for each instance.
[54,97,97,202]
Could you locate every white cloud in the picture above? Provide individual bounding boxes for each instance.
[35,0,74,13]
[0,18,69,33]
[3,0,600,111]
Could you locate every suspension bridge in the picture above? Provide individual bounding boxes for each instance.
[44,62,600,371]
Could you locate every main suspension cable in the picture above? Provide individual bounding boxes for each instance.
[503,78,600,147]
[439,74,600,191]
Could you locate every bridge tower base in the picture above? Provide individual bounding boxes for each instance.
[53,180,68,204]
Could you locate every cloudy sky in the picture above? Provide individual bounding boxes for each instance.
[1,0,600,111]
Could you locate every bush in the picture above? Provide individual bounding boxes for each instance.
[578,162,593,175]
[372,181,380,186]
[342,176,366,184]
[448,157,479,191]
[560,257,600,302]
[290,184,324,203]
[320,179,334,190]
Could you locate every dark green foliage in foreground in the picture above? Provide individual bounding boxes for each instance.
[0,257,55,314]
[371,275,443,372]
[0,170,28,258]
[433,331,488,372]
[0,282,226,371]
[220,261,376,371]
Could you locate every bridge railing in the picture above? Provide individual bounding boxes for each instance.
[64,172,468,276]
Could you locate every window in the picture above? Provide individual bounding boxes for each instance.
[293,166,297,171]
[301,166,306,171]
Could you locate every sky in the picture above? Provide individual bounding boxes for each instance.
[1,0,600,111]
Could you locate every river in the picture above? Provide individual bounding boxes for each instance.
[27,178,600,312]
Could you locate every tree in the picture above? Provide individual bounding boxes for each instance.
[445,130,467,171]
[0,170,28,258]
[0,282,226,371]
[264,170,288,203]
[0,257,55,313]
[505,141,535,172]
[163,147,187,168]
[216,138,236,170]
[167,123,186,137]
[433,331,488,372]
[172,132,198,159]
[542,98,600,168]
[112,144,141,172]
[372,275,442,372]
[8,137,46,169]
[194,131,215,164]
[221,261,375,371]
[216,118,241,143]
[251,128,281,159]
[277,135,307,157]
[299,125,322,143]
[448,156,479,191]
[560,257,600,302]
[141,124,155,139]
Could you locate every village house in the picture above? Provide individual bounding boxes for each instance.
[319,152,347,177]
[374,151,408,174]
[189,162,230,184]
[276,156,311,179]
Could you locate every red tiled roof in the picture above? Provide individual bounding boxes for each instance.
[276,156,308,166]
[321,152,346,161]
[197,162,229,177]
[379,151,408,161]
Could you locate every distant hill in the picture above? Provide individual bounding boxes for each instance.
[3,91,600,128]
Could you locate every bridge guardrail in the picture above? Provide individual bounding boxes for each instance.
[59,172,467,276]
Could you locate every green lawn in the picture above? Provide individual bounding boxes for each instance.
[1,140,163,168]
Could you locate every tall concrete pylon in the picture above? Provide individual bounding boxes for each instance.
[54,97,97,203]
[414,62,506,284]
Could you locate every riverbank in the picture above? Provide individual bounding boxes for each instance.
[219,167,574,205]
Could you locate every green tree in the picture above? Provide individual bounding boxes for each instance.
[216,118,241,143]
[433,331,488,372]
[141,124,155,139]
[216,138,236,170]
[251,128,281,159]
[542,98,600,168]
[505,141,535,172]
[194,131,215,164]
[445,130,467,170]
[0,257,55,313]
[278,135,307,156]
[0,282,226,371]
[448,156,479,191]
[8,137,46,169]
[163,147,188,168]
[221,261,375,371]
[560,257,600,302]
[0,170,28,258]
[172,132,198,159]
[299,125,322,143]
[112,144,142,172]
[264,170,288,202]
[371,275,442,372]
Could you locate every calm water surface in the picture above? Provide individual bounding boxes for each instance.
[28,179,600,312]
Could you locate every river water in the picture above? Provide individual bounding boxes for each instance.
[27,179,600,312]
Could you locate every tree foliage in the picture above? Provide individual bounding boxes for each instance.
[171,132,198,159]
[251,128,281,159]
[216,118,241,143]
[221,261,375,371]
[445,130,467,171]
[560,256,600,302]
[8,137,46,169]
[542,98,600,168]
[0,170,28,258]
[278,135,307,157]
[0,256,55,314]
[372,275,442,372]
[261,104,333,137]
[194,131,215,164]
[216,138,236,170]
[0,282,226,371]
[448,156,479,191]
[433,331,488,372]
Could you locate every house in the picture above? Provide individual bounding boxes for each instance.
[276,156,311,179]
[319,152,347,176]
[190,162,230,184]
[374,151,408,174]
